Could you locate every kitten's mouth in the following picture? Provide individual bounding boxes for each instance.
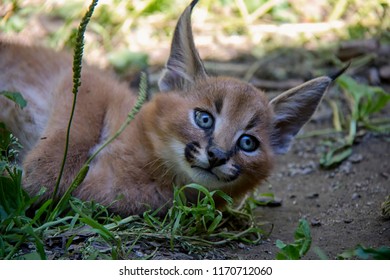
[191,165,219,179]
[190,165,237,183]
[184,142,240,184]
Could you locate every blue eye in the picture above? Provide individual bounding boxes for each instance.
[238,135,259,152]
[194,110,214,129]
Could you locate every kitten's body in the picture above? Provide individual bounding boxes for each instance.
[0,1,342,216]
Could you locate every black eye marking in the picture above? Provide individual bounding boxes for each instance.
[245,113,261,131]
[214,98,223,114]
[237,134,259,152]
[194,109,214,130]
[185,141,200,162]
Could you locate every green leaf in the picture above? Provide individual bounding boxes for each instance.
[207,212,222,233]
[294,219,312,256]
[108,50,148,73]
[275,239,286,249]
[276,244,300,260]
[23,226,46,260]
[18,252,43,260]
[320,144,352,168]
[338,245,390,260]
[0,91,27,109]
[337,76,390,122]
[49,164,90,221]
[0,123,11,152]
[0,161,6,174]
[320,75,389,169]
[69,200,116,243]
[275,219,312,260]
[0,168,27,216]
[354,246,390,260]
[31,199,53,224]
[212,189,234,205]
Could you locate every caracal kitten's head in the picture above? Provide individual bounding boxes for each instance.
[145,0,344,198]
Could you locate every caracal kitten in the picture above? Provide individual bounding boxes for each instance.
[0,0,345,216]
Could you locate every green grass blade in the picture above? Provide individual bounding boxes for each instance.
[0,91,27,109]
[52,0,99,203]
[69,200,116,243]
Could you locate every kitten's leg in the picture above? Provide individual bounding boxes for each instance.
[22,76,106,202]
[22,129,91,201]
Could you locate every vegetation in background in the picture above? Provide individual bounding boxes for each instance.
[1,0,389,68]
[320,76,390,168]
[381,196,390,219]
[272,219,390,260]
[338,245,390,260]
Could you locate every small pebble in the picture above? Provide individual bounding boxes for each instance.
[311,218,321,227]
[379,65,390,81]
[352,193,361,200]
[135,251,144,258]
[368,67,380,84]
[344,219,353,224]
[380,172,389,179]
[306,193,319,199]
[339,161,352,174]
[257,196,283,207]
[349,153,364,163]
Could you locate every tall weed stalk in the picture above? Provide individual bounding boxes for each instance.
[52,0,99,206]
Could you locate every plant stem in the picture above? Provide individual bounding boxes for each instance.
[51,0,99,203]
[347,119,357,145]
[85,72,148,165]
[48,72,148,221]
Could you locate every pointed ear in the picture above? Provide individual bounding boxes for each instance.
[269,76,332,154]
[158,0,207,92]
[269,63,350,154]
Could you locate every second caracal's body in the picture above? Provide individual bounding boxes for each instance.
[0,0,343,216]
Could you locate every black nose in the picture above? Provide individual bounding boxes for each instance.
[207,146,229,168]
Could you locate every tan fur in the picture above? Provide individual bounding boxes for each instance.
[0,1,339,216]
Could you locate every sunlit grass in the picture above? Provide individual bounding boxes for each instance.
[1,0,388,67]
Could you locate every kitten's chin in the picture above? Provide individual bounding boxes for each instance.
[181,165,237,190]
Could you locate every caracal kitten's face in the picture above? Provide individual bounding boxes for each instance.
[141,0,345,196]
[151,77,274,190]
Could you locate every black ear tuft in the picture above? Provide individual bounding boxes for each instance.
[190,0,200,9]
[328,62,351,81]
[158,0,207,92]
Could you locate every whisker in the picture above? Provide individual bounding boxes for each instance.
[142,158,160,169]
